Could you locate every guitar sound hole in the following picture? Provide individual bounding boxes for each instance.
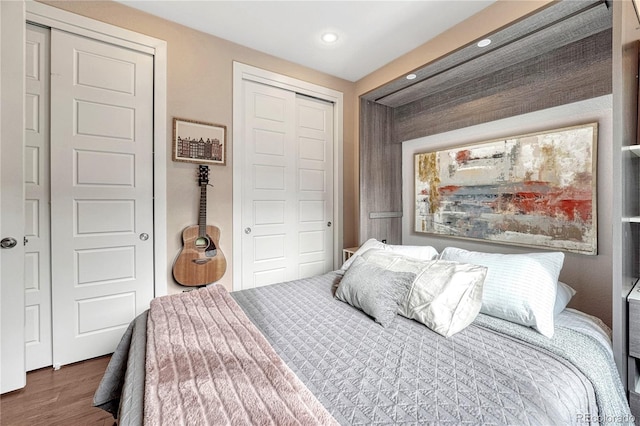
[195,235,218,258]
[195,237,209,248]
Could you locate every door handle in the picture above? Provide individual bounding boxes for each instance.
[0,237,18,249]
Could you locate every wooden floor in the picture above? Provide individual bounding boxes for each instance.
[0,356,115,425]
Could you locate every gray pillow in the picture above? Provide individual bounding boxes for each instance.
[362,249,487,337]
[335,256,415,327]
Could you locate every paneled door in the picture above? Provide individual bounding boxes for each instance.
[241,80,333,289]
[25,24,52,371]
[50,29,154,366]
[0,0,26,393]
[296,95,334,278]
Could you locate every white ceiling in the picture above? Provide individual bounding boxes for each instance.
[116,1,496,82]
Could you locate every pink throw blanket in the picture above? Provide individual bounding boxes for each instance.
[144,285,337,425]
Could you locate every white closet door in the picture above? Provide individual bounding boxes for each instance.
[50,29,154,366]
[242,81,297,288]
[0,0,26,393]
[241,81,334,289]
[25,24,52,371]
[296,95,334,279]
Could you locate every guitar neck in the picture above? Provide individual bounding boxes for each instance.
[198,184,207,237]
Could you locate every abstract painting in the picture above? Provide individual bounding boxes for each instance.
[414,123,598,255]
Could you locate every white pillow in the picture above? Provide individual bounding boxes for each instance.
[341,239,438,271]
[362,249,487,337]
[555,281,576,315]
[386,244,439,262]
[341,239,386,270]
[439,247,564,338]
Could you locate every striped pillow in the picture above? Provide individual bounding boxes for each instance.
[440,247,564,338]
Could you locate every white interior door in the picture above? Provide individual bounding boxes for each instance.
[296,95,334,278]
[242,81,296,287]
[241,81,334,289]
[50,29,154,366]
[25,24,52,371]
[0,0,26,393]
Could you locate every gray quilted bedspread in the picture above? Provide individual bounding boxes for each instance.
[93,310,147,425]
[95,271,632,425]
[232,272,630,426]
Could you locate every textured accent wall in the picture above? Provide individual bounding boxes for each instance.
[359,99,402,244]
[359,29,613,246]
[393,30,612,143]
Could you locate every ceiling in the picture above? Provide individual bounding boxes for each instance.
[115,1,496,82]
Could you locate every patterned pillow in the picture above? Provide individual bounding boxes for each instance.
[439,247,564,338]
[362,250,487,337]
[335,255,415,327]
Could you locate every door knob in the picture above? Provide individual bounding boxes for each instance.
[139,233,149,241]
[244,227,252,234]
[0,237,18,249]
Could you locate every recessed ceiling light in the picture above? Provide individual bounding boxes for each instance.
[406,73,417,80]
[321,32,339,43]
[477,38,492,48]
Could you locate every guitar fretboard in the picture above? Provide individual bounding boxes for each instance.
[199,184,207,238]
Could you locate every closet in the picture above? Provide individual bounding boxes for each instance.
[239,80,335,288]
[231,62,344,291]
[24,23,155,370]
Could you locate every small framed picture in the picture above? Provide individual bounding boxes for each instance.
[172,117,226,166]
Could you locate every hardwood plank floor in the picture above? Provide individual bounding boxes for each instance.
[0,356,115,425]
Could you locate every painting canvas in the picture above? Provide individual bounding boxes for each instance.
[414,123,598,255]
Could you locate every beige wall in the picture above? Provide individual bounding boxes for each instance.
[40,1,593,310]
[40,0,357,294]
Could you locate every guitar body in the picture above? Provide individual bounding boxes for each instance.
[173,224,227,286]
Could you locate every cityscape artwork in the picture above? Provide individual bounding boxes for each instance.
[172,118,226,165]
[414,123,598,255]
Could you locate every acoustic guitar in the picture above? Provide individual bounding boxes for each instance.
[173,165,227,286]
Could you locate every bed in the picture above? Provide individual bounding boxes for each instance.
[94,244,633,425]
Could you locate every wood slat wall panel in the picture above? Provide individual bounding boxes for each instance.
[393,30,612,143]
[359,99,402,244]
[376,3,610,108]
[363,0,607,105]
